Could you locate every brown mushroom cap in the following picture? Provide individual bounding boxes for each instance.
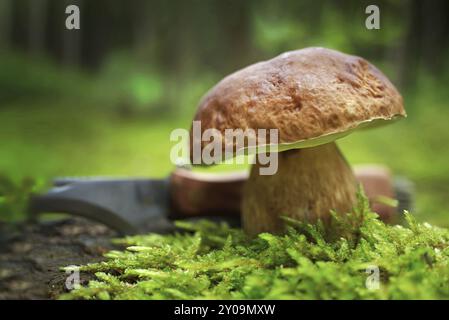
[191,47,406,158]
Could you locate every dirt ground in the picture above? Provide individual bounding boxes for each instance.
[0,218,118,299]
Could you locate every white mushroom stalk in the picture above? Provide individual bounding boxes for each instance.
[242,142,357,235]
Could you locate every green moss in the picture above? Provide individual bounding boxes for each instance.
[60,191,449,300]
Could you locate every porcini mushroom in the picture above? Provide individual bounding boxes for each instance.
[190,47,406,235]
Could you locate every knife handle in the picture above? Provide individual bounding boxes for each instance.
[169,169,246,218]
[169,165,400,222]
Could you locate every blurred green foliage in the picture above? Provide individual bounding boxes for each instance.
[0,175,41,222]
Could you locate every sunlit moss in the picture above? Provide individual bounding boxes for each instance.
[61,192,449,300]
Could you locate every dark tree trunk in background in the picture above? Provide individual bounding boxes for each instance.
[400,0,449,87]
[421,0,449,73]
[132,0,153,56]
[10,0,28,52]
[0,0,12,51]
[45,0,65,65]
[216,0,254,72]
[28,0,47,55]
[401,0,424,88]
[80,0,109,69]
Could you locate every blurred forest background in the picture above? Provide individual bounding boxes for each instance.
[0,0,448,225]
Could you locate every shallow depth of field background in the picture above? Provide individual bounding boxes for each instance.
[0,0,448,225]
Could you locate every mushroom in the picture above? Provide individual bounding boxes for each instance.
[190,47,406,235]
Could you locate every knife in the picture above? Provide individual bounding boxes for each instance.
[28,165,413,235]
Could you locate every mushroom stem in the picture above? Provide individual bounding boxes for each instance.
[242,142,357,235]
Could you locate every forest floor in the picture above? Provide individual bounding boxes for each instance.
[0,218,117,299]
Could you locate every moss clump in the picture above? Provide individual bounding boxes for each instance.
[60,192,449,300]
